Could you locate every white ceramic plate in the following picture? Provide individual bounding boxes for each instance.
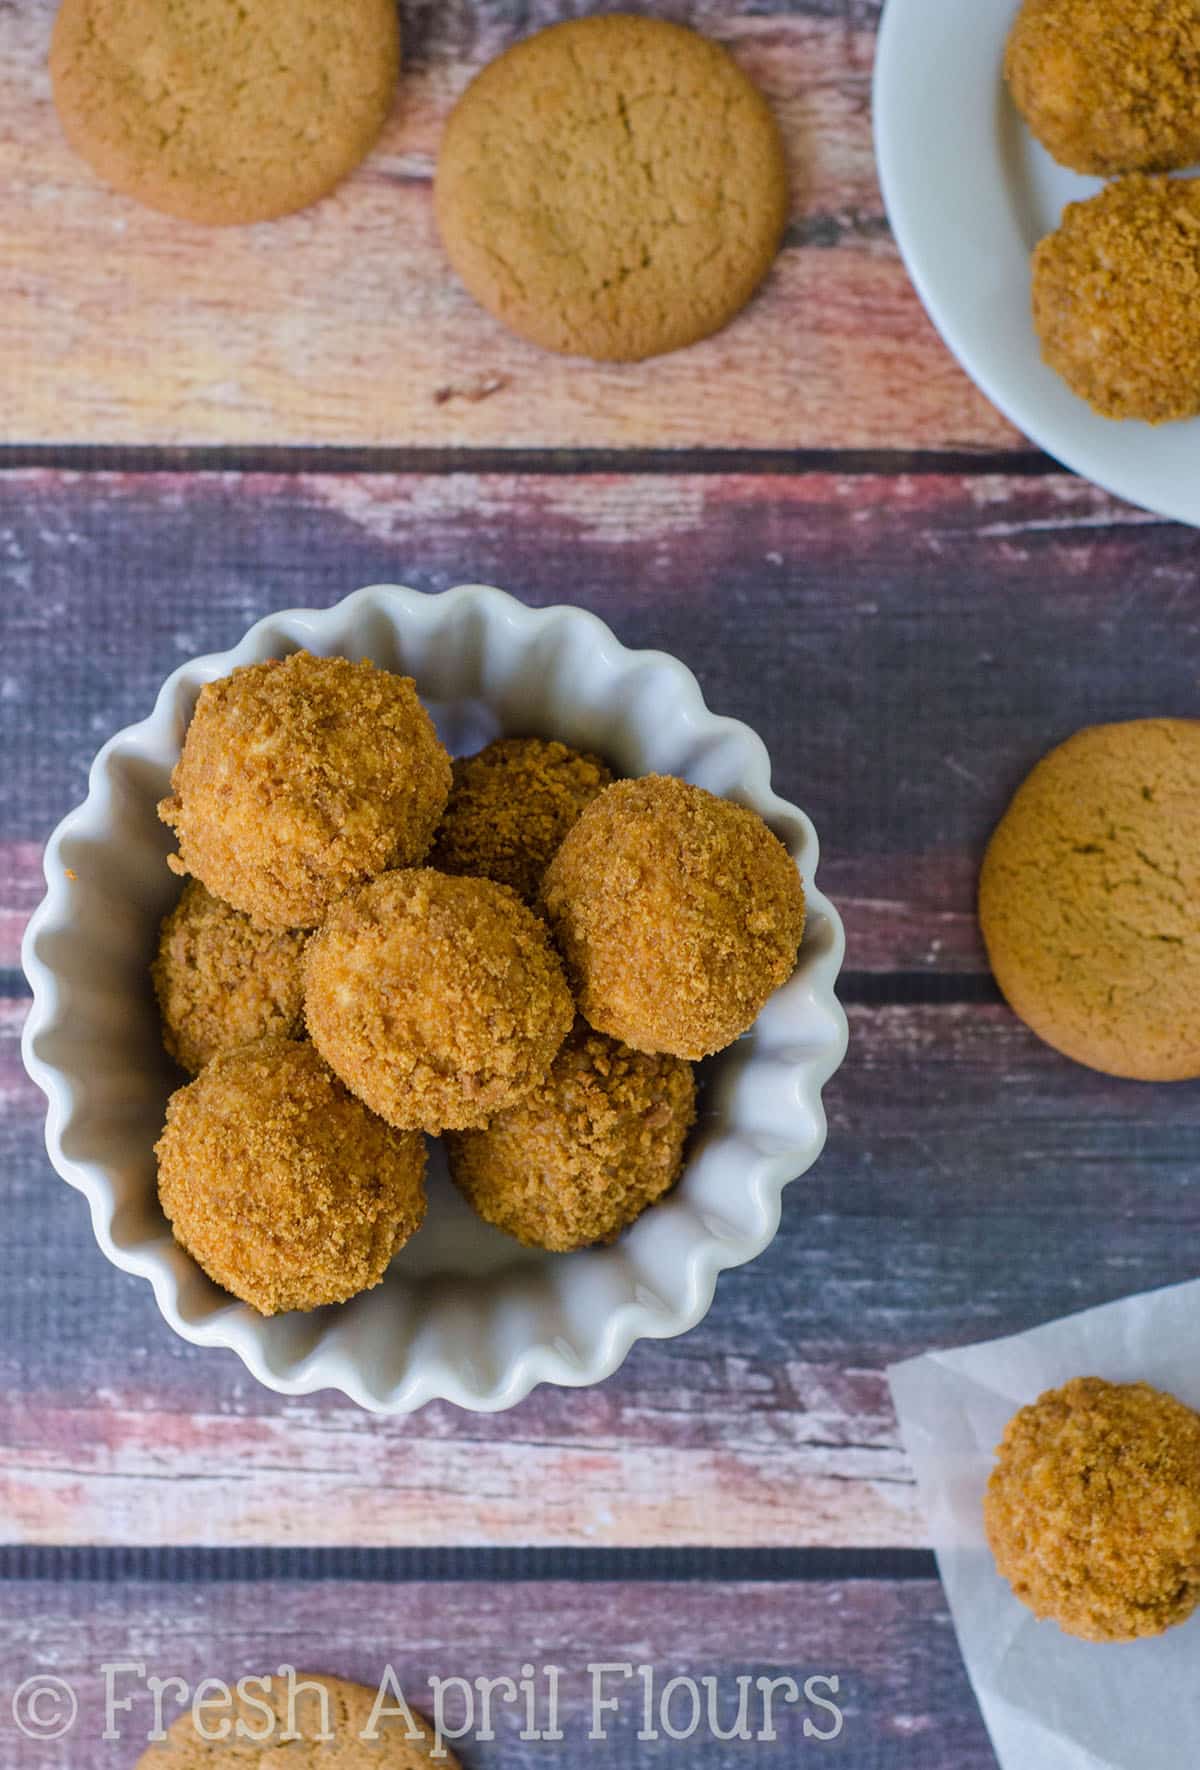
[874,0,1200,525]
[21,584,847,1414]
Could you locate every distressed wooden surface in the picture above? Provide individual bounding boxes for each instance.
[0,1574,992,1768]
[2,12,1195,1759]
[0,0,1019,450]
[2,466,1196,977]
[3,462,1200,1560]
[7,995,1200,1547]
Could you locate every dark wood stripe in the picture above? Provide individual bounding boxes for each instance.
[0,1546,939,1584]
[0,445,1056,478]
[7,970,1005,1007]
[838,973,1003,1007]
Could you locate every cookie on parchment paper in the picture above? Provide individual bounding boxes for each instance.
[50,0,400,224]
[979,718,1200,1080]
[135,1671,455,1767]
[434,13,789,362]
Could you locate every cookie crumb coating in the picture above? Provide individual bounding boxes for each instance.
[434,13,789,362]
[1006,0,1200,176]
[156,1038,426,1316]
[135,1671,454,1768]
[1033,177,1200,424]
[448,1020,695,1250]
[50,0,401,225]
[429,736,613,904]
[985,1377,1200,1642]
[152,879,308,1074]
[305,869,574,1133]
[980,718,1200,1079]
[541,775,805,1060]
[159,651,451,930]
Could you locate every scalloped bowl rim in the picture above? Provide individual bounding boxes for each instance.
[21,584,848,1413]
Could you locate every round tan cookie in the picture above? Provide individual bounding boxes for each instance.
[134,1671,452,1767]
[50,0,400,225]
[433,14,789,361]
[984,1378,1200,1642]
[979,719,1200,1079]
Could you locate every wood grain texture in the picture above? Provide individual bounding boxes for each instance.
[7,986,1200,1546]
[3,466,1196,975]
[0,0,1017,450]
[4,468,1199,1567]
[0,1575,993,1768]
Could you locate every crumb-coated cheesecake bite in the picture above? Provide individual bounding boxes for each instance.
[1032,177,1200,424]
[429,736,613,903]
[447,1019,695,1250]
[156,1037,426,1315]
[304,868,574,1133]
[1005,0,1200,177]
[984,1376,1200,1642]
[158,651,451,928]
[541,774,806,1059]
[151,878,309,1073]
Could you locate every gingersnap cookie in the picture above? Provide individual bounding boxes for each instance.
[979,719,1200,1079]
[984,1377,1200,1642]
[135,1671,453,1767]
[50,0,400,225]
[433,14,789,362]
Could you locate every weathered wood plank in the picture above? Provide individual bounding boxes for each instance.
[0,1575,993,1769]
[3,468,1197,974]
[5,465,1199,1549]
[6,992,1200,1546]
[0,1,1014,449]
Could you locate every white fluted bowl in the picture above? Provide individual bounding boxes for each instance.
[21,585,847,1412]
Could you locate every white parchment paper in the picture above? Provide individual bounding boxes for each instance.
[889,1280,1200,1770]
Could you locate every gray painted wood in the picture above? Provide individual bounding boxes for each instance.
[0,1576,991,1768]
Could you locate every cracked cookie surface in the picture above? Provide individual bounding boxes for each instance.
[50,0,400,224]
[135,1670,451,1766]
[980,718,1200,1079]
[433,13,789,362]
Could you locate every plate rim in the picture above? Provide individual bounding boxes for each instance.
[873,0,1200,528]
